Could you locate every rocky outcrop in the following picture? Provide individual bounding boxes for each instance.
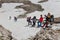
[17,14,27,18]
[54,17,60,23]
[38,0,48,3]
[0,25,16,40]
[1,0,28,3]
[15,1,44,18]
[0,3,2,8]
[0,1,2,8]
[16,1,44,12]
[28,28,60,40]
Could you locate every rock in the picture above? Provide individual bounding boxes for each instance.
[1,0,29,3]
[0,3,2,8]
[17,14,27,18]
[15,1,44,12]
[28,28,60,40]
[0,25,16,40]
[0,1,2,8]
[15,1,44,18]
[54,17,60,23]
[38,0,48,3]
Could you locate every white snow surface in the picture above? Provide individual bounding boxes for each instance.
[0,3,40,40]
[0,0,60,40]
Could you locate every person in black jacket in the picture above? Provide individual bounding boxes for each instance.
[32,16,37,27]
[42,13,51,28]
[46,13,51,22]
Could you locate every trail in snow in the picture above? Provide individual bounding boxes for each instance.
[0,0,60,40]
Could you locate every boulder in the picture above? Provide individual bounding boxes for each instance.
[38,0,48,3]
[54,17,60,23]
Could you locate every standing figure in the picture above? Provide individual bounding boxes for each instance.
[32,16,37,27]
[42,13,51,28]
[27,17,32,26]
[46,13,51,23]
[37,15,43,27]
[14,16,17,22]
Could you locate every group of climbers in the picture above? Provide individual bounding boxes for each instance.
[27,13,54,28]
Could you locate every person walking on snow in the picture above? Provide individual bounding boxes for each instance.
[37,15,43,27]
[14,16,17,22]
[27,17,32,26]
[46,13,51,23]
[42,13,51,28]
[32,16,37,27]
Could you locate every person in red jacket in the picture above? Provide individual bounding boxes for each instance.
[39,15,43,23]
[37,15,43,27]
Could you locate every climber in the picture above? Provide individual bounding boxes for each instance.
[37,15,43,27]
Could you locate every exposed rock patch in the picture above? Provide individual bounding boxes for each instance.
[15,1,44,18]
[17,14,27,18]
[0,1,2,8]
[1,0,29,3]
[0,3,2,8]
[38,0,48,3]
[54,17,60,23]
[0,25,16,40]
[28,28,60,40]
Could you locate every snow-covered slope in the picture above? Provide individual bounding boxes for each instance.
[0,0,60,40]
[28,0,60,18]
[0,3,40,40]
[40,0,60,17]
